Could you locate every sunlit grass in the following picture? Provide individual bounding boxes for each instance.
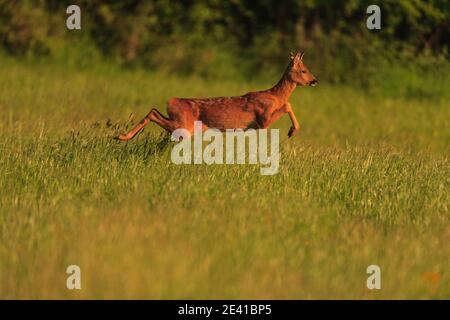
[0,58,448,299]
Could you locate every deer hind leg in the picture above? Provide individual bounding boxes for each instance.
[148,108,182,133]
[115,106,191,141]
[115,109,153,141]
[115,108,178,141]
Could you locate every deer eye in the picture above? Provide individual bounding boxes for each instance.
[301,70,307,74]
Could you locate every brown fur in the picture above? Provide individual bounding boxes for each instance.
[115,51,317,141]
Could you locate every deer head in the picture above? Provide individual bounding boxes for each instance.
[288,51,317,86]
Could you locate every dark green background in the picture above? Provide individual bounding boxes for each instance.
[1,0,449,95]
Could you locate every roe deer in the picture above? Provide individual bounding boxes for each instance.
[115,51,317,141]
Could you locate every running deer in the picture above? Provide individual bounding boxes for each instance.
[115,51,317,141]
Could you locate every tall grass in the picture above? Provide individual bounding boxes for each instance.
[0,57,448,299]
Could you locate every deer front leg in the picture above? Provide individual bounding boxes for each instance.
[259,104,287,129]
[285,103,300,138]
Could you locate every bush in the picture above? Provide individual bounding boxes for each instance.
[0,0,448,95]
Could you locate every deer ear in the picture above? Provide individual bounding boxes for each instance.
[299,51,305,60]
[290,52,295,60]
[292,51,303,64]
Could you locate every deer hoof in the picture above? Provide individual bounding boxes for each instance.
[288,127,298,138]
[114,134,129,141]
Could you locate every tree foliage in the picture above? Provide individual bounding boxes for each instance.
[0,0,448,83]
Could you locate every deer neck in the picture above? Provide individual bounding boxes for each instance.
[269,69,297,103]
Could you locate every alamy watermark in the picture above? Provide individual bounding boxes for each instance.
[366,264,381,290]
[170,121,280,176]
[66,4,380,31]
[366,5,381,30]
[66,5,81,30]
[66,265,81,290]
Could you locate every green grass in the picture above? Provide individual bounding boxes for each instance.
[0,57,449,299]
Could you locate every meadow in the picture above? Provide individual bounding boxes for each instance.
[0,56,449,299]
